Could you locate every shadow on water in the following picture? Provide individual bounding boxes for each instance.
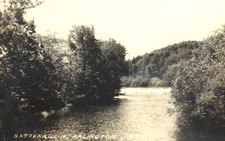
[2,98,127,140]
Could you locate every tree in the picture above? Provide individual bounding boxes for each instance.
[171,25,225,139]
[100,39,128,95]
[0,0,64,113]
[37,34,78,104]
[68,25,107,101]
[68,26,128,101]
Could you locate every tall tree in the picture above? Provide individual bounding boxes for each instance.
[68,25,106,101]
[171,25,225,139]
[37,34,77,104]
[100,39,128,95]
[0,0,63,113]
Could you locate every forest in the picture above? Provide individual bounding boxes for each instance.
[122,41,200,87]
[0,0,128,128]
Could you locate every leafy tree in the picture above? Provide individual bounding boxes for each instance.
[100,39,128,95]
[0,0,63,113]
[37,34,77,104]
[68,26,128,101]
[171,25,225,139]
[68,25,107,101]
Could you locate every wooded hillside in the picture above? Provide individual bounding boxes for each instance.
[122,41,200,87]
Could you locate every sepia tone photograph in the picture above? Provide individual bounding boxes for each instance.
[1,0,225,140]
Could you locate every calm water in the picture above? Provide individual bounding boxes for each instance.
[5,88,177,141]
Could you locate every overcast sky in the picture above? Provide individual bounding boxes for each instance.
[25,0,225,59]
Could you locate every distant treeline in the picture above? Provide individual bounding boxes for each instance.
[0,0,127,124]
[122,41,200,87]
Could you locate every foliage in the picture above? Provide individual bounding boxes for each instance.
[68,26,128,101]
[0,0,64,113]
[100,39,128,95]
[171,25,225,135]
[37,34,78,103]
[0,0,128,119]
[122,41,200,87]
[68,25,104,101]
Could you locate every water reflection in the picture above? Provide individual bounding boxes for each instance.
[4,88,177,141]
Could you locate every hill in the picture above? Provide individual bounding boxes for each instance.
[122,41,201,87]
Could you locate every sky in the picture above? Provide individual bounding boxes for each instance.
[25,0,225,59]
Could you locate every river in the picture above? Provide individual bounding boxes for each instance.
[4,88,177,141]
